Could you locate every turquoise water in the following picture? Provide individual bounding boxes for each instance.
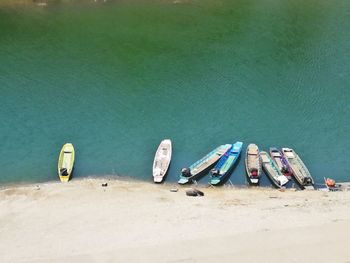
[0,0,349,185]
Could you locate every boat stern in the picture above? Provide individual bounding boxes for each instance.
[59,175,70,182]
[153,167,164,183]
[153,176,164,183]
[210,178,221,185]
[303,185,315,190]
[179,168,192,185]
[178,177,190,185]
[250,178,259,184]
[278,176,289,186]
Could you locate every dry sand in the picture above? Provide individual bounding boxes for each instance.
[1,178,349,263]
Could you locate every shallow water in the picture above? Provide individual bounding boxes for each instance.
[0,0,349,185]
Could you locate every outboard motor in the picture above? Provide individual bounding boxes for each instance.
[306,177,312,185]
[211,168,220,177]
[303,177,312,185]
[60,168,68,176]
[181,168,192,178]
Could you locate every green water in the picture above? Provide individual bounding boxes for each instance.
[0,0,349,185]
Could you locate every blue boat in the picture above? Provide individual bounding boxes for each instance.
[210,142,243,185]
[178,144,232,185]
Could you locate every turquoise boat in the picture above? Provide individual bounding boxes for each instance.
[210,142,243,185]
[178,144,232,185]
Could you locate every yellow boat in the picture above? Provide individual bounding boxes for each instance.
[58,143,75,182]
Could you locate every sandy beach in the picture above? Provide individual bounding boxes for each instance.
[1,178,349,263]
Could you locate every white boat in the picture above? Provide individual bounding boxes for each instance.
[281,148,314,190]
[245,144,262,185]
[260,151,288,188]
[153,139,172,183]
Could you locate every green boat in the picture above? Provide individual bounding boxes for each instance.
[178,144,231,185]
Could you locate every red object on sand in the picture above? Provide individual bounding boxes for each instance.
[326,178,336,187]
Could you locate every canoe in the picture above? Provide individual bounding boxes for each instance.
[245,144,262,185]
[260,151,288,188]
[178,144,232,185]
[281,148,314,190]
[269,147,292,179]
[152,139,172,183]
[58,143,75,182]
[210,141,243,185]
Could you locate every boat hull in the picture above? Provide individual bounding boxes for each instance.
[152,139,172,183]
[260,151,288,188]
[178,144,232,185]
[58,143,75,183]
[245,144,262,185]
[178,165,214,185]
[281,148,314,190]
[210,142,243,186]
[269,147,292,179]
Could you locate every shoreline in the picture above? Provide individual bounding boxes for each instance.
[0,176,259,196]
[1,178,350,262]
[0,175,314,192]
[0,172,331,190]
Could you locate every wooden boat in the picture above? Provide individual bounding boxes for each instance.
[245,144,262,185]
[58,143,75,182]
[269,147,292,179]
[152,139,172,183]
[260,151,288,188]
[281,148,314,190]
[178,144,232,185]
[210,141,243,185]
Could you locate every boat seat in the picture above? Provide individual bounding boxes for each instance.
[62,152,72,169]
